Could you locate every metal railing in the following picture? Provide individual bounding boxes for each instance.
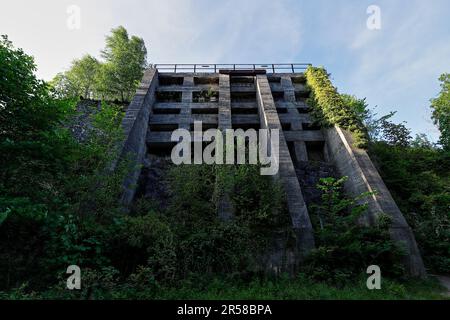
[151,63,311,74]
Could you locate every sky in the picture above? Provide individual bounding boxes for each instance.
[1,0,449,141]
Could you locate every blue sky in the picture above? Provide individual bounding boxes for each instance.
[1,0,449,140]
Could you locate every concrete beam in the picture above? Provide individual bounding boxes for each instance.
[217,74,234,221]
[324,126,426,277]
[116,68,159,207]
[256,74,315,259]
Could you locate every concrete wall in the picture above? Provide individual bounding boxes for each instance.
[116,68,426,277]
[116,68,159,206]
[256,74,315,259]
[324,126,426,277]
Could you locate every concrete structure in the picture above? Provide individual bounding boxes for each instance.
[116,64,426,277]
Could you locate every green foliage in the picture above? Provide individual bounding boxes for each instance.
[1,273,445,300]
[377,114,412,147]
[1,35,447,299]
[430,73,450,151]
[50,55,100,99]
[305,177,405,284]
[99,26,147,102]
[411,133,436,149]
[162,163,289,278]
[370,142,450,273]
[0,38,127,289]
[50,26,147,102]
[305,66,369,148]
[0,35,72,142]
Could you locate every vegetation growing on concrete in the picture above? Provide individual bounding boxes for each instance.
[50,26,147,103]
[340,91,450,274]
[305,66,369,148]
[0,34,448,299]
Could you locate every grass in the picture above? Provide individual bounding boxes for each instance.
[2,274,447,300]
[149,276,447,300]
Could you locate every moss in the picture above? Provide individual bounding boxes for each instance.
[305,66,369,148]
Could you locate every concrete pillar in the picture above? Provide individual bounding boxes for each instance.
[118,68,159,207]
[179,76,193,130]
[281,75,296,103]
[281,75,303,131]
[294,141,308,162]
[218,74,232,130]
[217,74,234,221]
[256,74,315,259]
[324,126,426,277]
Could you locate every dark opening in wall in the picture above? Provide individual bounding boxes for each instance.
[190,123,218,131]
[230,76,255,84]
[153,108,181,115]
[232,107,259,115]
[268,76,281,83]
[276,108,288,114]
[302,123,322,131]
[231,123,261,131]
[306,141,326,162]
[295,91,310,100]
[291,75,307,84]
[231,92,257,103]
[287,141,298,164]
[159,76,184,86]
[281,123,292,131]
[148,142,177,156]
[156,91,182,103]
[193,90,219,103]
[272,91,285,102]
[191,108,219,115]
[194,77,219,85]
[297,108,310,114]
[149,124,179,132]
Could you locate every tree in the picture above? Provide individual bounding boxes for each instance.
[100,26,147,102]
[50,27,147,102]
[50,55,100,99]
[68,55,100,99]
[0,35,68,142]
[341,94,380,141]
[379,115,412,147]
[430,73,450,151]
[50,72,78,99]
[341,95,412,147]
[411,133,435,149]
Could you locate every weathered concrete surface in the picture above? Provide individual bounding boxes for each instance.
[217,74,234,221]
[324,126,426,277]
[116,68,159,206]
[296,161,338,206]
[121,68,426,278]
[256,74,315,259]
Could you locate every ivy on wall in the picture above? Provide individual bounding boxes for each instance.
[305,66,369,148]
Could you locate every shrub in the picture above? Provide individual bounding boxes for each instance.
[305,66,369,148]
[304,177,405,284]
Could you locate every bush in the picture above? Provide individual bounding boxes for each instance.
[305,66,369,148]
[304,177,405,284]
[369,142,450,273]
